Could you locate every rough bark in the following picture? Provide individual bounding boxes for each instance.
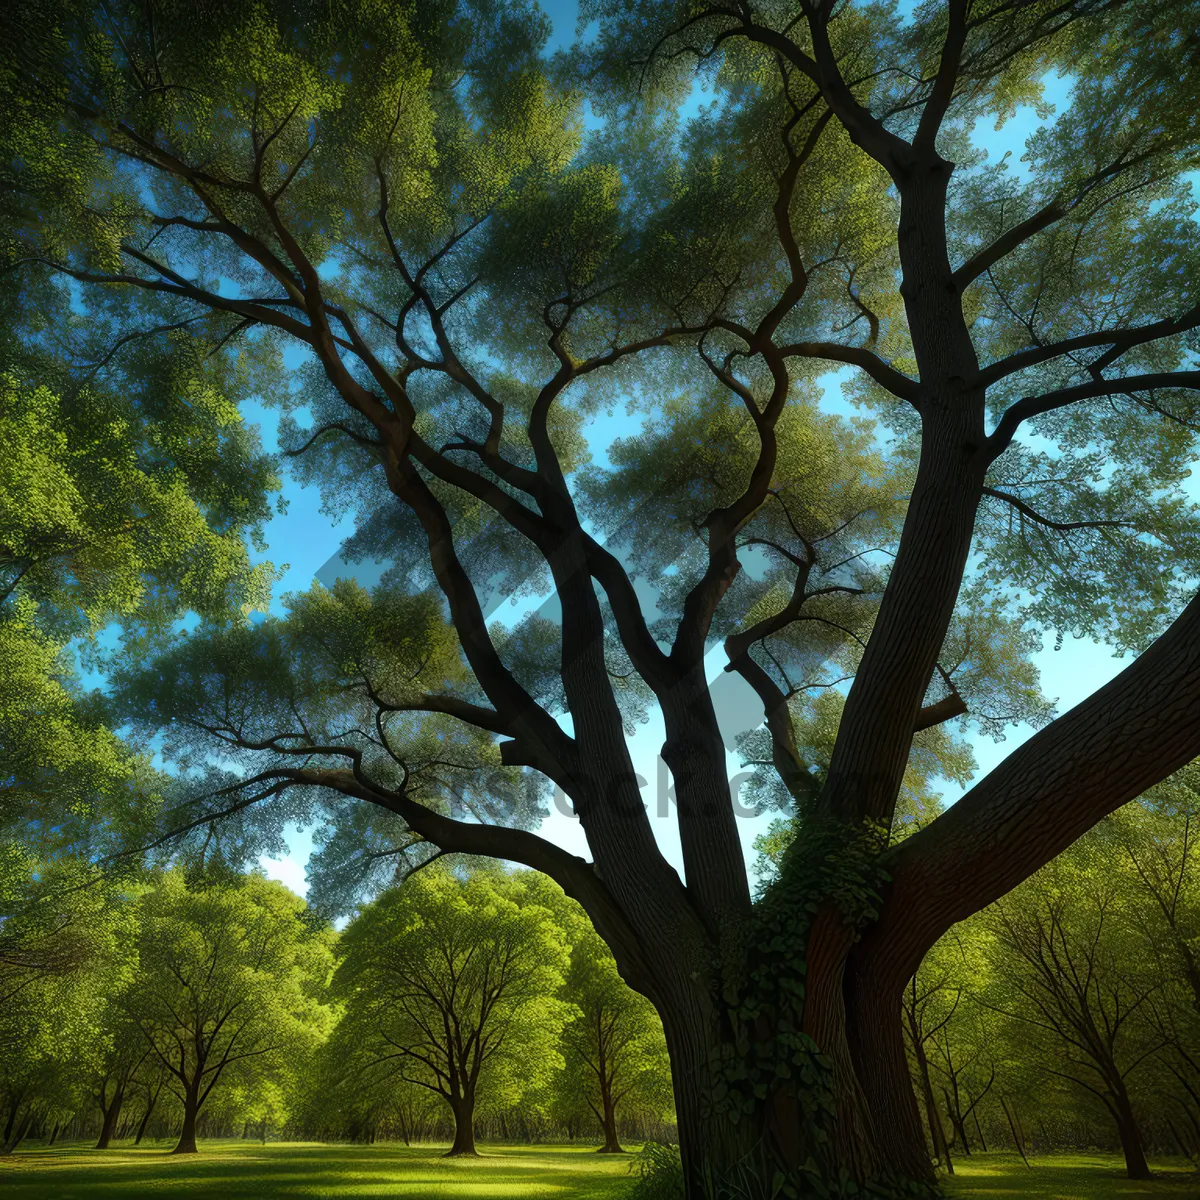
[660,1005,765,1198]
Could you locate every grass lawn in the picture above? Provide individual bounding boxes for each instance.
[942,1152,1198,1198]
[1,1143,1196,1198]
[0,1142,635,1199]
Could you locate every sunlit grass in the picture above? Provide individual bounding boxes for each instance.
[943,1151,1197,1197]
[0,1141,635,1198]
[3,1143,1196,1198]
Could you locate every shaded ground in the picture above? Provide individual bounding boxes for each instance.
[943,1152,1197,1198]
[1,1143,1195,1198]
[0,1142,633,1199]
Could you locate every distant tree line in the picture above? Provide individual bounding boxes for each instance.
[0,859,675,1156]
[4,790,1199,1177]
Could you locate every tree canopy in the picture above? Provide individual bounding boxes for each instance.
[4,0,1200,1193]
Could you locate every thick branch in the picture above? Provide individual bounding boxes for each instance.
[988,371,1200,457]
[862,583,1200,988]
[978,303,1200,389]
[778,341,920,402]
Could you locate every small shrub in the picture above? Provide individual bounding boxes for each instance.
[628,1141,686,1200]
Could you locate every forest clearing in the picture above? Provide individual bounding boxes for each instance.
[1,1145,1196,1200]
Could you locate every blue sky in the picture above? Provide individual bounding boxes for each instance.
[252,3,1141,895]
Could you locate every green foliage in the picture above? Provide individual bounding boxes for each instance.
[0,857,139,1140]
[6,0,1200,1189]
[628,1141,686,1200]
[114,580,544,906]
[125,870,334,1144]
[555,897,674,1144]
[332,865,573,1133]
[0,281,279,850]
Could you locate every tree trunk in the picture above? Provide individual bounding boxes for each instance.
[47,1121,60,1146]
[3,1092,23,1143]
[2,1112,34,1155]
[653,926,942,1199]
[910,1036,951,1172]
[597,1085,624,1154]
[972,1108,987,1152]
[95,1085,125,1150]
[1110,1082,1151,1180]
[446,1092,478,1157]
[171,1090,200,1155]
[134,1086,159,1146]
[943,1088,971,1155]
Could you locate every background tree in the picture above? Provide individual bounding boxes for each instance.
[125,870,333,1154]
[333,866,572,1157]
[983,840,1163,1178]
[557,899,671,1153]
[0,857,137,1153]
[8,0,1200,1192]
[90,1015,149,1150]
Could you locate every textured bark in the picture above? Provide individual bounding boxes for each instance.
[869,584,1200,990]
[660,1003,764,1200]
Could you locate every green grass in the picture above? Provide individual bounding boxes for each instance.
[0,1142,635,1199]
[942,1151,1198,1198]
[1,1143,1195,1199]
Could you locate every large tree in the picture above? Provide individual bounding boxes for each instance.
[332,866,572,1156]
[7,0,1200,1191]
[125,871,333,1154]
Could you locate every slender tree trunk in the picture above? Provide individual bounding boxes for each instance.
[1110,1082,1152,1180]
[446,1091,478,1157]
[2,1112,34,1155]
[3,1092,24,1143]
[944,1092,971,1156]
[47,1121,60,1146]
[95,1085,125,1150]
[134,1081,161,1146]
[972,1108,987,1152]
[999,1095,1030,1167]
[910,1037,951,1172]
